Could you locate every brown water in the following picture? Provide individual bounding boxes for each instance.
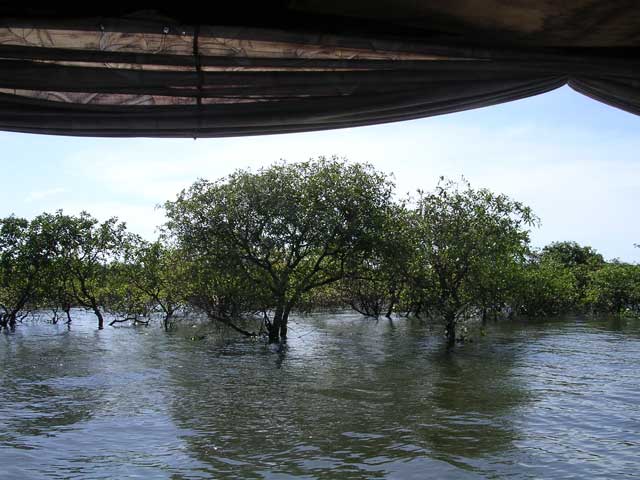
[1,312,639,479]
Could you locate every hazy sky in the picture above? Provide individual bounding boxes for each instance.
[1,85,638,262]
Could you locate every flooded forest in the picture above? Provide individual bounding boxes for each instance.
[1,157,639,479]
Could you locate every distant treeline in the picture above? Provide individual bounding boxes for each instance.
[1,157,638,344]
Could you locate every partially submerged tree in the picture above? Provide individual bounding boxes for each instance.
[406,178,536,345]
[183,255,269,336]
[122,239,189,330]
[104,261,153,326]
[53,212,130,329]
[541,241,605,305]
[515,256,578,316]
[0,215,57,329]
[164,157,395,342]
[586,262,640,314]
[341,204,413,319]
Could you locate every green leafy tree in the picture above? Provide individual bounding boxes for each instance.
[586,262,640,314]
[542,241,605,268]
[121,239,190,330]
[406,178,536,345]
[103,261,154,326]
[341,204,413,318]
[515,256,578,316]
[164,157,395,342]
[0,215,58,328]
[52,211,130,329]
[541,241,605,305]
[182,255,269,336]
[40,254,76,324]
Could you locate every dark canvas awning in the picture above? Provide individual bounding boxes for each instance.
[1,2,638,137]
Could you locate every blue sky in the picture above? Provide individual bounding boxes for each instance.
[1,85,639,262]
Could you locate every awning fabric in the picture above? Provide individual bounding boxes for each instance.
[0,3,638,137]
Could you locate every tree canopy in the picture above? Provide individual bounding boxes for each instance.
[404,178,537,344]
[164,157,395,342]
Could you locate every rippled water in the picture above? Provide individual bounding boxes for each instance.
[1,312,639,479]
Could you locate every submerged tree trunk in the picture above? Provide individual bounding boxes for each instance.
[77,280,103,329]
[163,308,175,332]
[268,302,291,343]
[385,298,395,319]
[268,305,284,344]
[8,313,17,331]
[280,305,291,341]
[444,312,456,347]
[385,287,399,319]
[92,305,104,329]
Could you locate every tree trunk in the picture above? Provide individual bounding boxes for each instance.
[64,306,72,325]
[268,305,283,343]
[279,305,291,341]
[385,299,395,319]
[92,306,104,329]
[444,312,456,347]
[386,287,399,319]
[163,310,174,332]
[8,313,17,330]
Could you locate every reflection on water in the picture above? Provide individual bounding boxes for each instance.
[1,313,639,479]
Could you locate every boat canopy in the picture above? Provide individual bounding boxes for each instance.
[1,2,638,137]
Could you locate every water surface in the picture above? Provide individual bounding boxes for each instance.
[1,313,639,479]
